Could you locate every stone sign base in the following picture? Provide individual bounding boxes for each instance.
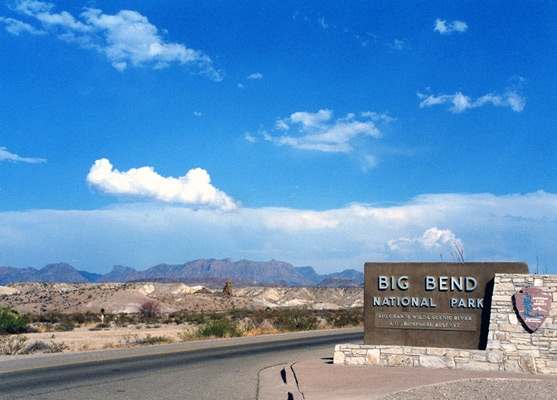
[334,274,557,374]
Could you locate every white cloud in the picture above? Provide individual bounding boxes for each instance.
[244,132,257,143]
[0,191,555,274]
[361,111,396,123]
[289,109,333,128]
[0,146,46,163]
[8,1,223,80]
[387,39,404,50]
[247,72,263,80]
[274,119,289,131]
[262,208,339,231]
[361,154,378,171]
[434,19,468,34]
[387,227,463,260]
[0,16,46,35]
[193,111,202,117]
[417,90,526,113]
[86,158,238,212]
[259,109,385,153]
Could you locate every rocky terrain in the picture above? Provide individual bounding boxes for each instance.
[0,282,363,315]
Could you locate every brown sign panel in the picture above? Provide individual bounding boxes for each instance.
[513,287,552,332]
[364,262,528,349]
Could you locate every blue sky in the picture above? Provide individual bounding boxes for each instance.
[0,1,555,274]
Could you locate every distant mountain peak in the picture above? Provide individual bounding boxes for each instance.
[112,265,136,272]
[0,259,364,287]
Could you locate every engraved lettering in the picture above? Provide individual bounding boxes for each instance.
[378,276,389,290]
[439,276,448,291]
[465,277,477,292]
[398,276,409,290]
[451,277,463,291]
[425,276,436,291]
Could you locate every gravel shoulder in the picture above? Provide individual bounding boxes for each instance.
[379,378,557,400]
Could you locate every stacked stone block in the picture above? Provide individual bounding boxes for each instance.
[334,273,556,374]
[487,274,556,374]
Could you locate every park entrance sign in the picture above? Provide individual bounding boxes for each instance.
[364,262,529,349]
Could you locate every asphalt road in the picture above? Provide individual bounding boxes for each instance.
[0,328,363,400]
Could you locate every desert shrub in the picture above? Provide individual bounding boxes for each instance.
[89,322,110,331]
[277,309,317,332]
[139,300,161,320]
[31,311,98,326]
[135,334,173,345]
[196,319,243,338]
[330,309,363,328]
[20,340,68,354]
[164,312,186,324]
[0,335,28,354]
[250,309,278,325]
[0,336,67,355]
[39,310,63,324]
[229,307,250,316]
[55,321,75,331]
[185,312,207,325]
[0,308,30,334]
[68,312,87,325]
[162,316,182,324]
[116,313,137,326]
[207,312,225,321]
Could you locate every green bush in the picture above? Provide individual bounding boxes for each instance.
[135,334,173,345]
[185,312,207,325]
[88,322,110,331]
[0,308,29,334]
[277,309,317,331]
[196,319,243,338]
[330,309,363,328]
[33,310,63,324]
[68,312,87,325]
[55,321,75,332]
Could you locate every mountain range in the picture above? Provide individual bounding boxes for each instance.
[0,259,364,287]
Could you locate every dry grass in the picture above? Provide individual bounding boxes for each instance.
[243,327,282,336]
[0,335,67,355]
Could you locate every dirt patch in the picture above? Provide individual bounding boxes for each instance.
[2,324,193,353]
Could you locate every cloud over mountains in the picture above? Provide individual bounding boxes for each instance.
[1,191,554,274]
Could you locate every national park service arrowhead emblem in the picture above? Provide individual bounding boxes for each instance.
[513,287,552,332]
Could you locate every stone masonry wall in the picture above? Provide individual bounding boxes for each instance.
[334,274,557,374]
[487,273,557,373]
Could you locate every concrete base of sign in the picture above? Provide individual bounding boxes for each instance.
[335,273,557,374]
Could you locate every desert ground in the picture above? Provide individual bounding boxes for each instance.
[0,282,363,354]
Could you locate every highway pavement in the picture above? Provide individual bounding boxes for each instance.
[0,328,363,399]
